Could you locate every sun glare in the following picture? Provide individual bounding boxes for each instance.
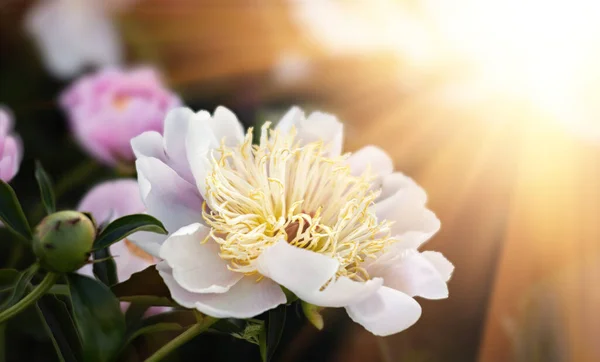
[422,0,600,139]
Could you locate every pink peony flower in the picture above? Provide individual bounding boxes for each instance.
[60,67,181,166]
[0,108,23,183]
[77,179,168,315]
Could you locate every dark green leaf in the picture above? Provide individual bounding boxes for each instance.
[0,264,39,311]
[93,214,166,250]
[92,248,118,286]
[265,306,286,362]
[0,180,32,241]
[67,273,126,362]
[35,302,65,362]
[124,302,150,329]
[34,161,56,215]
[111,266,174,306]
[37,295,82,362]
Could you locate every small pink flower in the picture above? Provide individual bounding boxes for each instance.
[77,179,169,315]
[60,67,181,166]
[0,108,23,183]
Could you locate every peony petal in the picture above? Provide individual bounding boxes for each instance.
[129,230,165,257]
[210,106,245,146]
[346,286,422,336]
[162,108,198,183]
[300,111,344,157]
[256,241,381,307]
[348,145,394,178]
[373,173,439,247]
[160,223,242,293]
[377,172,427,205]
[301,276,383,308]
[77,179,145,224]
[186,113,220,198]
[256,241,339,293]
[422,251,454,283]
[275,106,304,133]
[135,157,203,236]
[158,262,286,319]
[370,250,449,300]
[131,131,166,160]
[163,108,195,164]
[109,239,153,282]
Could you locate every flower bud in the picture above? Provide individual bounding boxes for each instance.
[33,211,96,273]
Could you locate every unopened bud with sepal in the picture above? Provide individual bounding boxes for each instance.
[33,211,96,273]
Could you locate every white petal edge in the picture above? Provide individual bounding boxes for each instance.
[346,286,422,336]
[302,111,344,157]
[256,241,381,307]
[131,131,166,160]
[135,156,203,235]
[347,145,394,179]
[186,112,219,199]
[302,276,383,308]
[210,106,245,146]
[163,107,196,163]
[373,172,439,243]
[422,251,454,283]
[256,240,339,292]
[160,223,242,293]
[275,106,304,133]
[375,250,449,300]
[157,262,286,319]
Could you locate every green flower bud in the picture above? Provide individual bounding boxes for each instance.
[33,211,96,273]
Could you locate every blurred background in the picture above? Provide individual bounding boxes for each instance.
[2,0,600,361]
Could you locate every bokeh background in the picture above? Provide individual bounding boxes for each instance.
[2,0,600,361]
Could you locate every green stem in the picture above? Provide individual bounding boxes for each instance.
[144,317,218,362]
[0,272,60,324]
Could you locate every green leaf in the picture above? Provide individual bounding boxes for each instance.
[34,161,56,215]
[0,180,32,241]
[211,318,264,346]
[93,214,167,250]
[36,295,82,362]
[0,264,39,311]
[92,248,118,286]
[264,306,286,362]
[35,302,65,362]
[67,273,126,362]
[111,266,174,306]
[230,320,264,346]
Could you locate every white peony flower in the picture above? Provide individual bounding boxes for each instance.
[131,106,453,336]
[25,0,122,79]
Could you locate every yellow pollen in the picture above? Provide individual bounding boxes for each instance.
[202,122,395,280]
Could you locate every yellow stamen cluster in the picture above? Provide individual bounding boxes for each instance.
[203,123,395,281]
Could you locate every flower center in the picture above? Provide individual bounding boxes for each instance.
[202,123,395,280]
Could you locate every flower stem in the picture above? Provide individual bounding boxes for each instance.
[0,272,60,324]
[144,316,218,362]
